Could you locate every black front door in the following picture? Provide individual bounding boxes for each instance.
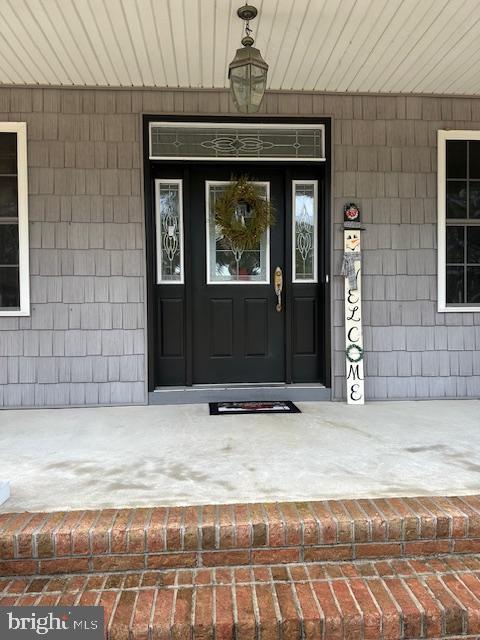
[150,163,326,388]
[190,166,285,384]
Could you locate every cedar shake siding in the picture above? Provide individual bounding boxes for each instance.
[0,87,479,406]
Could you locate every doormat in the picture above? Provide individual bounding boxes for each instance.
[209,401,301,415]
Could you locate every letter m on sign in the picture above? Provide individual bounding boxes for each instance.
[347,364,363,381]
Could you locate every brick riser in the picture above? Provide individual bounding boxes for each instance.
[2,556,480,639]
[2,495,480,576]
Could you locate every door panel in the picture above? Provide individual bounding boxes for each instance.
[160,299,184,357]
[191,166,285,384]
[294,297,316,355]
[210,299,234,357]
[244,298,268,356]
[290,168,324,383]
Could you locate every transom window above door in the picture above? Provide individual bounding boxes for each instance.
[206,181,270,284]
[149,123,325,162]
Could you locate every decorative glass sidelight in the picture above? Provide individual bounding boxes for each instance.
[206,181,270,283]
[155,180,184,283]
[292,181,318,282]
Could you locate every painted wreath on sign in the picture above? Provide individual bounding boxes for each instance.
[214,176,276,251]
[346,343,364,363]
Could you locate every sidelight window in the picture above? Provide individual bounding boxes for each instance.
[292,180,318,282]
[155,179,184,284]
[0,122,29,316]
[438,131,480,310]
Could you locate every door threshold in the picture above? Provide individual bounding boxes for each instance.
[192,382,287,388]
[150,384,331,405]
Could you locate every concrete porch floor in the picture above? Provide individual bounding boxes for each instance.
[0,400,479,513]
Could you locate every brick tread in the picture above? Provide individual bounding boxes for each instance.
[2,495,480,575]
[2,556,480,639]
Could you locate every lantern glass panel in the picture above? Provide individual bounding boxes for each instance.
[230,63,267,113]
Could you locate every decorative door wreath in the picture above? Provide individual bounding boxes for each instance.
[214,176,276,251]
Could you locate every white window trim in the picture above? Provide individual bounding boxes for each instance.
[205,180,271,285]
[155,179,184,285]
[0,122,29,316]
[292,180,318,283]
[437,129,480,312]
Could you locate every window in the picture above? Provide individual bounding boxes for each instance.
[206,181,270,284]
[149,123,325,161]
[0,123,29,316]
[292,180,318,282]
[438,130,480,311]
[155,179,184,284]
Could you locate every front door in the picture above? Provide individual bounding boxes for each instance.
[151,163,325,388]
[190,166,285,384]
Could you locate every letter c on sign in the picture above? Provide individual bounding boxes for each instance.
[347,326,359,343]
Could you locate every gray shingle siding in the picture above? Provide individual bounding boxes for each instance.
[0,87,479,406]
[0,88,145,407]
[330,96,480,400]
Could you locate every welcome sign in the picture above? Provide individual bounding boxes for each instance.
[342,203,365,405]
[0,607,103,639]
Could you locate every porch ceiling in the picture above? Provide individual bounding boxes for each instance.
[1,0,480,96]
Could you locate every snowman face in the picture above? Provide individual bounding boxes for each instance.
[345,231,360,252]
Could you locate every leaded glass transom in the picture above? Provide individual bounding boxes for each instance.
[150,123,325,161]
[155,180,184,284]
[292,181,318,282]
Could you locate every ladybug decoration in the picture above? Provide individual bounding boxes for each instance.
[343,202,360,224]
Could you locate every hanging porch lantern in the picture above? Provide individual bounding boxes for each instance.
[229,4,268,114]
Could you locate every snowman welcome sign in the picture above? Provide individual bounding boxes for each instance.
[341,203,365,404]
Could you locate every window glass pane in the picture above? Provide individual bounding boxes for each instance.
[0,176,18,217]
[0,133,17,175]
[0,224,19,265]
[470,141,480,179]
[150,125,324,160]
[446,266,464,304]
[467,226,480,263]
[446,140,467,178]
[207,183,268,283]
[293,182,317,281]
[467,266,480,304]
[156,181,183,283]
[0,266,19,308]
[446,181,467,219]
[446,225,464,263]
[469,181,480,219]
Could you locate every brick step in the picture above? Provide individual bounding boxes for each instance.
[2,556,480,639]
[1,495,480,576]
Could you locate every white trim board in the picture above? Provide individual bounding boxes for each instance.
[0,122,30,316]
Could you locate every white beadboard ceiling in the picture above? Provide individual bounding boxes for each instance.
[1,0,480,95]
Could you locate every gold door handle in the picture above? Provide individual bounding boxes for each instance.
[274,266,283,312]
